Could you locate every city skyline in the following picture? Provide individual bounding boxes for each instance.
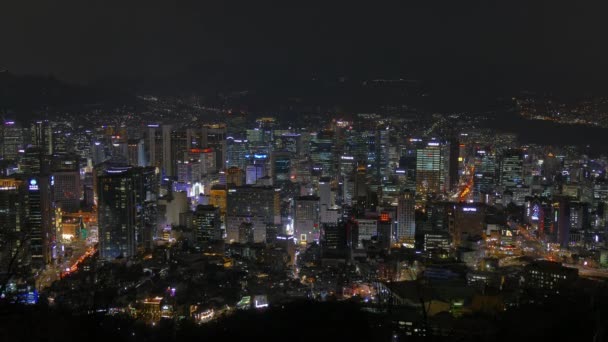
[2,2,608,341]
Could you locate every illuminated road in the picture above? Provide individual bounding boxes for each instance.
[36,241,95,290]
[453,165,475,202]
[508,222,608,278]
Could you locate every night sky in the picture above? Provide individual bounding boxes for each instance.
[2,1,608,93]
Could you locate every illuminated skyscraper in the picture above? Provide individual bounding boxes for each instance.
[397,190,416,244]
[416,142,442,197]
[226,138,249,170]
[0,121,23,161]
[226,186,280,225]
[31,120,53,156]
[294,196,320,244]
[202,124,227,171]
[500,149,524,188]
[97,166,158,260]
[310,130,334,176]
[271,151,291,184]
[26,175,54,268]
[0,178,27,269]
[52,158,81,213]
[192,205,222,243]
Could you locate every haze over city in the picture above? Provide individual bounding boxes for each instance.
[1,2,608,341]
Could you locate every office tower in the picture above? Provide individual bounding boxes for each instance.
[31,120,53,155]
[170,128,193,177]
[226,167,245,186]
[416,142,442,198]
[374,127,391,180]
[97,166,158,260]
[473,150,496,202]
[202,124,227,171]
[192,205,222,243]
[51,124,69,155]
[377,212,393,250]
[246,129,263,144]
[0,178,27,269]
[356,219,377,248]
[144,125,161,170]
[397,190,416,244]
[20,147,52,175]
[354,165,368,199]
[276,133,302,157]
[342,176,355,206]
[246,164,265,185]
[319,177,332,208]
[1,121,23,161]
[322,220,356,259]
[310,130,334,176]
[500,149,524,188]
[542,152,561,180]
[209,184,227,218]
[523,261,578,293]
[177,160,203,184]
[226,186,280,225]
[294,196,320,244]
[449,203,486,247]
[52,158,81,213]
[554,197,571,248]
[158,191,189,227]
[442,140,459,192]
[26,175,54,268]
[162,125,173,177]
[423,231,451,255]
[399,146,417,192]
[226,137,249,170]
[271,151,291,184]
[238,222,254,244]
[127,139,145,166]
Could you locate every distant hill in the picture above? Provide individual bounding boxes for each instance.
[0,71,134,117]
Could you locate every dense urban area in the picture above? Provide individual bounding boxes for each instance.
[1,75,608,341]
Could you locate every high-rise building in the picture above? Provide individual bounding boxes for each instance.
[162,125,173,177]
[226,186,280,225]
[356,219,377,248]
[416,142,442,198]
[52,165,81,214]
[377,212,393,251]
[473,150,496,202]
[26,175,54,268]
[127,139,145,167]
[202,124,227,171]
[192,205,222,243]
[310,130,334,176]
[246,164,264,185]
[226,138,249,170]
[0,178,27,269]
[51,124,70,156]
[226,167,245,186]
[271,151,291,184]
[500,149,524,188]
[397,190,416,244]
[97,166,158,260]
[276,133,302,157]
[449,203,486,247]
[177,160,203,184]
[31,121,53,156]
[294,196,320,244]
[0,121,23,161]
[144,125,160,169]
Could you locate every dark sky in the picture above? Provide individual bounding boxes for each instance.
[2,1,608,92]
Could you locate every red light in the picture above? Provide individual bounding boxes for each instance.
[190,148,213,153]
[380,213,390,222]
